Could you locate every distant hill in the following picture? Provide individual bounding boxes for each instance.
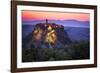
[22,25,34,38]
[22,19,89,28]
[65,27,90,41]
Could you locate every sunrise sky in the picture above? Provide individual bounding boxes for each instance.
[22,11,90,21]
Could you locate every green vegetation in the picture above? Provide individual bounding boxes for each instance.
[69,40,90,59]
[22,40,90,62]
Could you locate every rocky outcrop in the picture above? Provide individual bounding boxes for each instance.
[23,20,71,49]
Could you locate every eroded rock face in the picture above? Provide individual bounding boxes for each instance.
[23,21,71,49]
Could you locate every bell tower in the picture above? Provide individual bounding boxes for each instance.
[46,19,48,24]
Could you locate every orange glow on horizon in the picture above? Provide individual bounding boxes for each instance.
[22,11,90,21]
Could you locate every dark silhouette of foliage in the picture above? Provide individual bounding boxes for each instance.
[22,40,90,62]
[69,40,90,59]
